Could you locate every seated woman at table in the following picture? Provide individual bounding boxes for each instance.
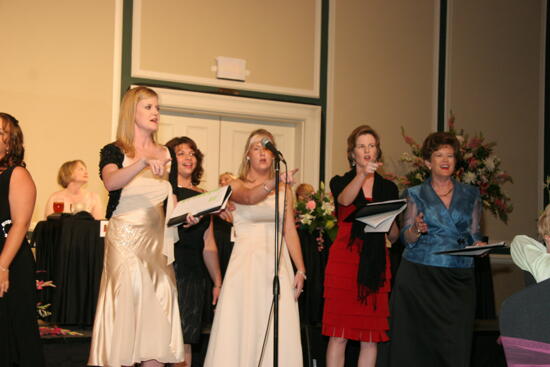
[166,136,222,367]
[511,204,550,283]
[0,112,45,366]
[44,159,104,219]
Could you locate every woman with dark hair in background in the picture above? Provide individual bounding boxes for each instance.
[322,125,399,367]
[388,132,486,367]
[0,112,45,366]
[166,136,222,367]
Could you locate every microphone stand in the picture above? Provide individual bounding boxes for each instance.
[272,155,281,367]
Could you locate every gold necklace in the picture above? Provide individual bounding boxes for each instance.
[433,184,454,197]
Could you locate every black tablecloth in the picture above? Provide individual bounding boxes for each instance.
[32,214,104,326]
[297,228,329,326]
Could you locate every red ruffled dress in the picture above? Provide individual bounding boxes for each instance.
[322,201,391,342]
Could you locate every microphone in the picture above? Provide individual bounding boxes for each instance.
[261,137,285,162]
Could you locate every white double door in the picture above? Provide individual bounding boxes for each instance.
[157,111,297,191]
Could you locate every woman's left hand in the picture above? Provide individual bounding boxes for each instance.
[182,214,201,228]
[472,241,489,257]
[217,202,235,223]
[293,271,305,300]
[280,168,299,185]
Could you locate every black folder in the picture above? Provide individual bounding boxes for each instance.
[434,242,506,256]
[167,186,232,227]
[344,199,407,222]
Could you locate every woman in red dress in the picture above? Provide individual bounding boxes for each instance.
[322,125,399,367]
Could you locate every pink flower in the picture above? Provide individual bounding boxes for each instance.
[404,136,415,146]
[468,138,482,149]
[306,200,316,210]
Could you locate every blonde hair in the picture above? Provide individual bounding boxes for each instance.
[296,183,315,201]
[57,160,85,188]
[238,129,276,181]
[537,204,550,238]
[116,86,158,157]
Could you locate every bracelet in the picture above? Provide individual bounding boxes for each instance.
[263,184,271,193]
[297,270,307,280]
[214,284,222,289]
[0,265,8,272]
[411,226,421,236]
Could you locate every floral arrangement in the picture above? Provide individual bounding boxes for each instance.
[36,279,55,319]
[396,113,513,223]
[295,182,338,250]
[35,273,83,337]
[39,326,83,337]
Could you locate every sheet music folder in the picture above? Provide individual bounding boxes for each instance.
[167,185,232,227]
[434,242,507,256]
[345,198,407,233]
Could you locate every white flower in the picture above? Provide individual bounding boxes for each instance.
[463,171,476,184]
[456,135,464,144]
[401,152,414,162]
[300,213,314,225]
[322,201,334,215]
[483,156,496,171]
[463,152,473,160]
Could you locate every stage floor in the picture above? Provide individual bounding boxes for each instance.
[41,321,506,367]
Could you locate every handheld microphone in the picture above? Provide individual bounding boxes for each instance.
[261,137,285,162]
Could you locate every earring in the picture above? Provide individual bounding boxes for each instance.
[246,157,250,161]
[351,160,356,167]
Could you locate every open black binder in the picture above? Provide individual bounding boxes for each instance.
[167,185,232,227]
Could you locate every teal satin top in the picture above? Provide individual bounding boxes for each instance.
[400,178,483,268]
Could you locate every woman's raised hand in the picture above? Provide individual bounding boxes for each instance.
[364,161,382,175]
[145,157,171,177]
[280,168,299,185]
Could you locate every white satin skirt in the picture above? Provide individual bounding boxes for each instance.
[88,204,184,367]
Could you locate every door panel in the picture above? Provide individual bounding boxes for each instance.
[157,112,299,191]
[219,117,297,182]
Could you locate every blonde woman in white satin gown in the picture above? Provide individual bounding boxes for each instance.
[88,87,187,367]
[205,129,306,367]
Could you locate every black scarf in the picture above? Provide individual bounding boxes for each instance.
[338,170,398,302]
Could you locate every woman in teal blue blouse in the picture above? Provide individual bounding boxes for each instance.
[387,132,486,367]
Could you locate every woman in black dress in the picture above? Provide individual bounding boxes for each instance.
[0,112,45,366]
[166,136,222,367]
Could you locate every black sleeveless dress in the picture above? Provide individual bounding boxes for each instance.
[0,166,44,366]
[173,187,213,344]
[212,215,234,279]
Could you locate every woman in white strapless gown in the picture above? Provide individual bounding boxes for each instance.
[205,129,306,367]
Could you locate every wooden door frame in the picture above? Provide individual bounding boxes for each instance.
[141,87,322,188]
